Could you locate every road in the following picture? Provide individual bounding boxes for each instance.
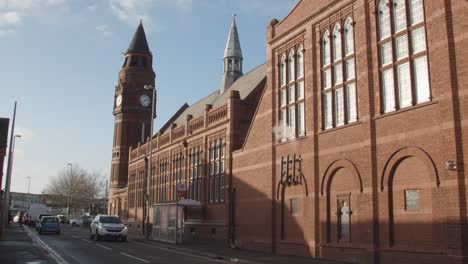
[26,224,227,264]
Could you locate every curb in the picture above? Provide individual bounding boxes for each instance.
[23,226,69,264]
[135,240,260,264]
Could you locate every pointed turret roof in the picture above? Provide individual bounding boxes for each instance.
[224,15,242,59]
[126,20,150,54]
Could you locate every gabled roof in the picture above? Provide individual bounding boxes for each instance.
[126,21,150,54]
[157,63,266,135]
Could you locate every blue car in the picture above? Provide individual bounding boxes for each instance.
[37,216,61,235]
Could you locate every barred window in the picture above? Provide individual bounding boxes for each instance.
[209,138,225,203]
[378,0,430,113]
[321,18,357,130]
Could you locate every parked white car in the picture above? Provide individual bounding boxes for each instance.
[89,215,127,242]
[70,215,93,227]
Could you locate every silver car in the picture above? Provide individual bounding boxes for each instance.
[89,215,128,242]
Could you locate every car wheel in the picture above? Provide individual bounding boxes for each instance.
[95,229,101,241]
[121,237,127,242]
[72,223,77,227]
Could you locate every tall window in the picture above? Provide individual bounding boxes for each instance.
[378,0,430,113]
[188,146,202,201]
[172,152,184,201]
[338,197,351,241]
[209,138,225,203]
[278,44,306,141]
[321,18,357,130]
[158,157,169,202]
[280,54,287,87]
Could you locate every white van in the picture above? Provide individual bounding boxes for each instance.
[28,203,52,226]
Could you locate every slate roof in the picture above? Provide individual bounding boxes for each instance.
[157,63,266,135]
[127,21,150,54]
[224,16,243,59]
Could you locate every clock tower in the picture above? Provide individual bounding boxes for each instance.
[110,21,155,193]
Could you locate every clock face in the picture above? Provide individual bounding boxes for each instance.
[140,95,151,107]
[116,95,122,107]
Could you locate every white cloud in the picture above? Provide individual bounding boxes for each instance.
[0,12,21,25]
[96,24,112,36]
[0,0,68,37]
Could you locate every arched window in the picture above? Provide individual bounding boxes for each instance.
[288,50,295,83]
[333,25,342,62]
[227,59,232,71]
[297,45,304,79]
[344,18,354,56]
[323,31,331,66]
[379,0,391,40]
[280,54,287,87]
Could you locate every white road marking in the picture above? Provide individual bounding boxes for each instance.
[120,253,150,263]
[72,235,79,238]
[24,227,69,264]
[134,241,226,263]
[95,243,112,250]
[81,238,92,243]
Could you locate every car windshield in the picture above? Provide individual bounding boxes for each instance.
[99,217,121,224]
[42,217,58,223]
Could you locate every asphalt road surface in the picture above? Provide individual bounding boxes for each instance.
[26,224,227,264]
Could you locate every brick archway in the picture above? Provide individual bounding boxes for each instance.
[380,146,439,192]
[321,159,363,196]
[382,146,440,248]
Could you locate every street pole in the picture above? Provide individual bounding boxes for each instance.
[1,102,17,233]
[144,84,156,240]
[105,179,108,214]
[67,163,72,222]
[26,177,30,194]
[26,176,31,210]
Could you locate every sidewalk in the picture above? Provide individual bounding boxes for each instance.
[0,224,54,264]
[138,239,351,264]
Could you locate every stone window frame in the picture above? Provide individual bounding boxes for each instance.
[321,16,358,131]
[208,137,225,204]
[337,193,352,242]
[188,145,203,201]
[277,43,306,142]
[377,0,431,114]
[171,150,184,201]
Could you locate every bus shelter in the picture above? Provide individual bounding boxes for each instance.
[152,199,200,244]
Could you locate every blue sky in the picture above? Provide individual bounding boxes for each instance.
[0,0,298,194]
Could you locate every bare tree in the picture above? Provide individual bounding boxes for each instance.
[44,166,107,217]
[44,164,87,219]
[83,170,106,215]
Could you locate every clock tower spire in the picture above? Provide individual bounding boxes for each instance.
[110,21,155,196]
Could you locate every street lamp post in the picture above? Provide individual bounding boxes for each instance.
[143,84,156,240]
[26,177,30,193]
[2,134,21,229]
[67,163,72,222]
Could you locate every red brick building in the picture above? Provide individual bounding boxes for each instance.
[232,0,468,263]
[109,0,468,263]
[108,18,267,242]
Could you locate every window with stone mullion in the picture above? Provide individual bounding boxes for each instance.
[278,44,305,141]
[322,19,356,130]
[378,0,429,113]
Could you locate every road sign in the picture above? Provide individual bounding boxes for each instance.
[177,183,187,198]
